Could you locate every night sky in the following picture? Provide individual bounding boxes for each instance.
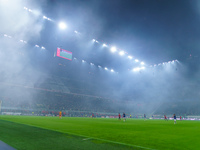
[42,0,200,63]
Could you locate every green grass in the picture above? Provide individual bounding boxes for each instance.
[0,116,200,150]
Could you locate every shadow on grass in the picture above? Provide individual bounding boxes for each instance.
[0,119,143,150]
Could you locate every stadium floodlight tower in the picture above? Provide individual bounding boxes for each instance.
[58,22,67,30]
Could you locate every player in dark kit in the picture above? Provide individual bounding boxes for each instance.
[123,113,126,122]
[144,114,146,120]
[173,114,176,124]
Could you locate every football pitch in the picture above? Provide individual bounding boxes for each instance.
[0,116,199,150]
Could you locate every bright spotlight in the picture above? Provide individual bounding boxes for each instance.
[111,69,114,72]
[95,40,99,43]
[28,9,32,12]
[141,62,145,65]
[141,67,145,70]
[119,51,125,56]
[172,60,174,63]
[41,46,45,49]
[35,45,39,47]
[128,56,133,59]
[90,63,94,65]
[93,39,96,42]
[24,7,28,10]
[74,30,78,33]
[82,60,85,63]
[133,67,140,72]
[103,43,107,47]
[58,22,67,29]
[105,67,108,70]
[110,47,117,53]
[4,34,8,37]
[135,59,139,62]
[20,40,23,42]
[43,16,47,19]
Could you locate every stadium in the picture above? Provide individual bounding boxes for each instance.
[0,0,200,149]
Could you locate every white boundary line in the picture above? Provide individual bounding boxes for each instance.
[0,119,156,150]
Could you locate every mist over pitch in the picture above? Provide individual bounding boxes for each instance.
[0,0,200,115]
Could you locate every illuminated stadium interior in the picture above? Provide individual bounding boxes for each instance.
[1,0,200,149]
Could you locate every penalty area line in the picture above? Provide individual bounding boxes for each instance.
[0,120,156,150]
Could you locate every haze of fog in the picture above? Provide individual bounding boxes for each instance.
[0,0,200,115]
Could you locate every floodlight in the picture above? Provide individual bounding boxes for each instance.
[141,62,145,65]
[119,51,125,56]
[74,30,78,33]
[43,16,47,19]
[24,7,28,10]
[135,59,139,62]
[58,22,67,30]
[90,63,94,65]
[141,67,145,70]
[103,43,107,47]
[20,40,23,42]
[111,69,114,72]
[47,18,51,21]
[93,39,96,42]
[23,41,27,44]
[4,34,8,37]
[28,9,32,12]
[105,67,108,70]
[95,40,99,43]
[110,47,117,53]
[154,64,157,67]
[35,45,39,47]
[128,56,133,59]
[41,46,45,49]
[172,60,174,63]
[82,60,85,63]
[133,67,140,72]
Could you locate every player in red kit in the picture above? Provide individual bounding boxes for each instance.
[164,115,168,121]
[118,113,121,120]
